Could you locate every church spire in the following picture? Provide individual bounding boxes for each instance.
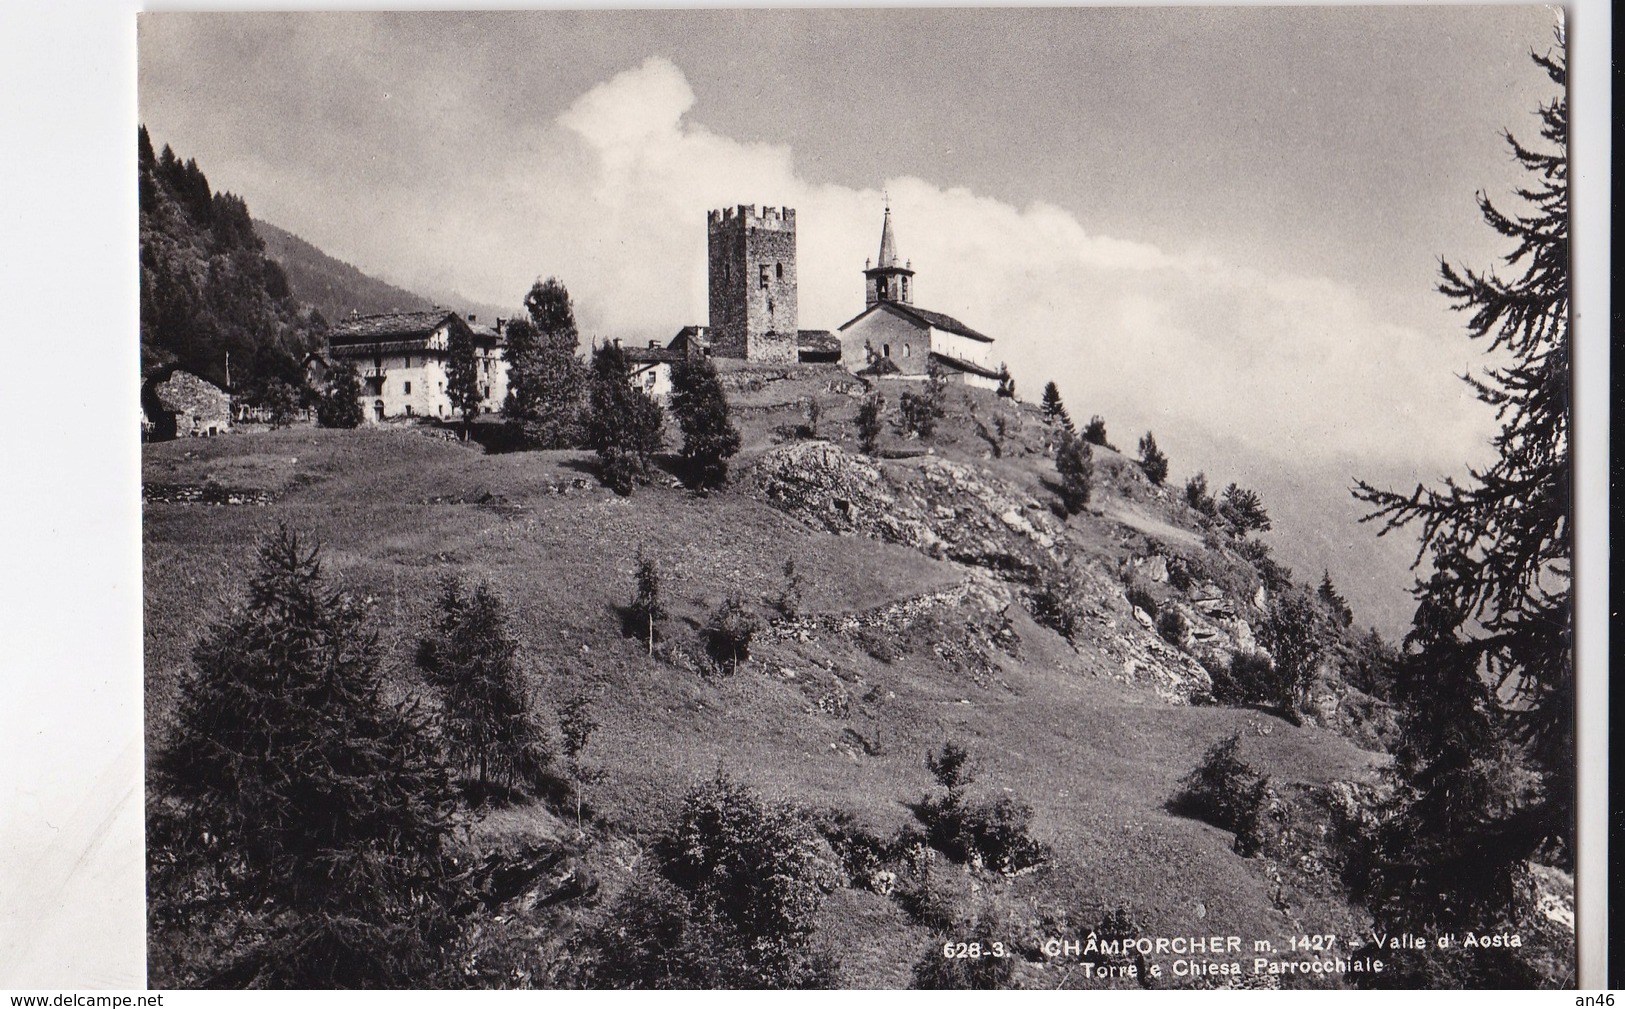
[863,201,915,307]
[877,203,899,268]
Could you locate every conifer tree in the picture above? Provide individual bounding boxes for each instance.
[1353,41,1572,936]
[586,341,665,494]
[1039,381,1073,431]
[415,577,549,791]
[1137,431,1169,486]
[1055,431,1093,515]
[669,354,742,489]
[995,363,1016,399]
[1081,414,1109,448]
[151,526,463,987]
[630,548,665,655]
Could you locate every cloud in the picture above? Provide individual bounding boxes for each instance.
[383,56,1494,483]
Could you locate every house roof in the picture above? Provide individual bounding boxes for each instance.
[836,301,994,343]
[929,352,1002,380]
[154,370,231,417]
[327,309,488,348]
[796,329,840,354]
[624,345,685,364]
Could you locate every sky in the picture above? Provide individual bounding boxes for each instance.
[135,7,1563,630]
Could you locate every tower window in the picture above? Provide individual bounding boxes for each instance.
[883,344,891,358]
[403,380,412,394]
[759,264,770,289]
[903,343,911,358]
[901,277,909,301]
[776,262,783,280]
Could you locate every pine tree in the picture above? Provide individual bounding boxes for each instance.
[1137,431,1169,486]
[1055,431,1093,515]
[1318,570,1354,628]
[586,341,665,495]
[446,324,482,439]
[1219,483,1271,535]
[1352,41,1572,937]
[995,362,1016,399]
[669,354,742,489]
[1081,414,1109,448]
[415,577,549,792]
[151,526,463,987]
[502,277,587,448]
[1039,381,1072,431]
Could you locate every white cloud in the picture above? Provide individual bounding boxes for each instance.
[402,56,1494,481]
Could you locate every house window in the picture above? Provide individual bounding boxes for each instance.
[405,404,414,417]
[903,343,911,358]
[759,264,769,289]
[374,401,385,420]
[405,355,412,368]
[883,344,891,358]
[775,262,783,280]
[404,380,412,394]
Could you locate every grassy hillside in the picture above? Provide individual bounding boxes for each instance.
[143,371,1438,988]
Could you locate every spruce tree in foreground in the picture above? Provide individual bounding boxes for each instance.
[415,577,549,792]
[586,341,665,494]
[1352,41,1572,945]
[151,525,463,987]
[669,354,742,489]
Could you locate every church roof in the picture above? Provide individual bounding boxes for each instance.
[929,352,1002,380]
[836,301,995,343]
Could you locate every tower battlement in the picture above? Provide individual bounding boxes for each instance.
[708,204,796,230]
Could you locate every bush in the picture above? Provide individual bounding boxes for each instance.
[855,392,885,455]
[1124,577,1158,618]
[1137,431,1168,486]
[586,341,664,494]
[1208,649,1292,710]
[704,597,759,675]
[1176,734,1273,856]
[315,364,364,428]
[1156,608,1189,648]
[1027,577,1082,640]
[1081,414,1110,448]
[771,557,805,619]
[912,916,1018,990]
[1184,472,1218,517]
[590,774,840,988]
[917,743,1047,873]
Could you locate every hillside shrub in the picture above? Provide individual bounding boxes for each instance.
[1175,734,1273,857]
[912,914,1018,990]
[1081,414,1110,449]
[898,362,948,439]
[917,743,1047,873]
[627,549,666,654]
[590,774,839,988]
[1208,649,1293,711]
[770,557,805,619]
[1137,431,1169,486]
[1156,608,1189,649]
[856,392,885,455]
[1124,578,1158,618]
[704,597,759,675]
[586,341,664,494]
[1184,472,1218,518]
[1027,577,1083,640]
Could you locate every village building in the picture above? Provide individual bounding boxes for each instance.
[326,309,506,422]
[836,207,1002,390]
[143,370,232,440]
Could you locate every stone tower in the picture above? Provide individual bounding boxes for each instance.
[707,204,799,363]
[863,205,914,306]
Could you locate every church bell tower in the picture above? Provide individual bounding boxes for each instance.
[863,203,915,307]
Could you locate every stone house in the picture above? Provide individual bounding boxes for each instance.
[326,310,506,422]
[146,370,232,439]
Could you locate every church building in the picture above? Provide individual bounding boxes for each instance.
[836,207,1002,390]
